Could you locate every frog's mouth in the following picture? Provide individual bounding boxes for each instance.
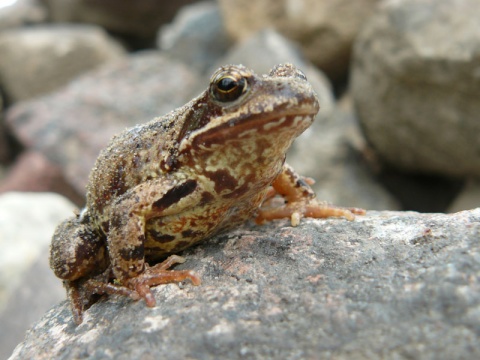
[188,109,317,151]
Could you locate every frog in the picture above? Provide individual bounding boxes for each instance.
[50,63,364,324]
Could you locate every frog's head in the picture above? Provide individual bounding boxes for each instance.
[178,64,319,165]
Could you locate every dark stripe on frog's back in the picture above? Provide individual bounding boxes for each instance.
[86,111,182,214]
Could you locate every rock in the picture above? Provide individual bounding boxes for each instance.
[0,151,84,205]
[449,180,480,213]
[0,0,46,30]
[351,0,480,178]
[0,24,126,103]
[0,192,75,360]
[288,95,400,210]
[158,1,231,73]
[218,0,380,81]
[5,52,199,194]
[376,168,465,213]
[0,164,6,182]
[9,208,480,359]
[0,93,9,163]
[44,0,199,40]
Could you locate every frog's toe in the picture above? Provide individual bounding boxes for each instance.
[126,255,201,307]
[64,280,86,325]
[257,200,365,226]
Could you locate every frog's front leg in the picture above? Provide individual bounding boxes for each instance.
[256,164,365,226]
[107,178,201,308]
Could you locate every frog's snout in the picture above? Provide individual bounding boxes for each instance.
[268,63,308,81]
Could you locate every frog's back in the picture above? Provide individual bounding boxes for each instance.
[86,106,188,217]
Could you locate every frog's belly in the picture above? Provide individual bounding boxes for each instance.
[144,194,264,260]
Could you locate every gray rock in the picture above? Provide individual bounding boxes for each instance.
[5,52,199,194]
[449,180,480,213]
[9,208,480,359]
[0,192,74,360]
[218,0,380,80]
[44,0,199,39]
[351,0,480,178]
[0,92,9,163]
[158,1,231,73]
[0,0,46,30]
[0,163,6,183]
[0,151,83,205]
[0,24,126,103]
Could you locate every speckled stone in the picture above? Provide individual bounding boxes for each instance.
[9,208,480,359]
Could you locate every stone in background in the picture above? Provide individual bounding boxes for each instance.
[351,0,480,178]
[5,52,198,195]
[0,0,46,31]
[0,25,126,103]
[0,192,74,360]
[218,0,380,81]
[43,0,199,41]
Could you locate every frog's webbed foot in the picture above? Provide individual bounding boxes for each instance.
[125,255,201,308]
[256,164,366,226]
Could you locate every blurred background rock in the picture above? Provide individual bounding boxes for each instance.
[0,0,478,358]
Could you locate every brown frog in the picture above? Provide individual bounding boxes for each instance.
[50,64,364,324]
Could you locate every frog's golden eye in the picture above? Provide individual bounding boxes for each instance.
[211,74,247,103]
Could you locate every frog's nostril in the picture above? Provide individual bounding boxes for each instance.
[294,70,307,81]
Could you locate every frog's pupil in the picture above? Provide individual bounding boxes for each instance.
[218,77,237,92]
[212,75,246,103]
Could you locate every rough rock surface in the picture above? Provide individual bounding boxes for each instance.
[44,0,199,39]
[9,208,480,359]
[5,52,198,194]
[0,192,74,360]
[0,24,125,103]
[218,0,380,80]
[351,0,480,178]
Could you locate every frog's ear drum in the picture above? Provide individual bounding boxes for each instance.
[211,74,247,103]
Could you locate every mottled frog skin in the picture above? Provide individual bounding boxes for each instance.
[50,64,364,324]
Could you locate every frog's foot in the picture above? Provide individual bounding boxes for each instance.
[256,199,366,227]
[66,273,142,324]
[258,164,365,226]
[125,255,201,308]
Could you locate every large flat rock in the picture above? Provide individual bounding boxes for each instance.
[9,208,480,359]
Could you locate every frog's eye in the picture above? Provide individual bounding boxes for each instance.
[211,75,247,103]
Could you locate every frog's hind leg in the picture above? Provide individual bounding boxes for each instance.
[50,215,112,324]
